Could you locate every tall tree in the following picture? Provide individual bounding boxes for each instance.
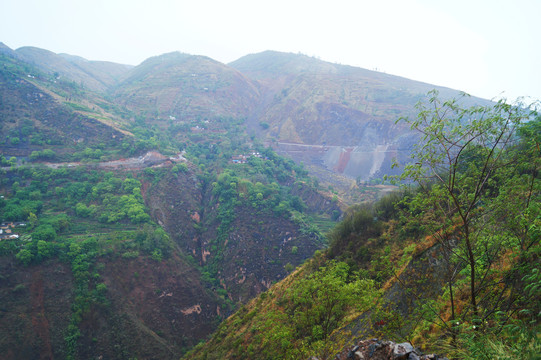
[396,91,538,323]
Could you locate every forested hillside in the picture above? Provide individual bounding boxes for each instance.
[0,43,538,359]
[184,94,540,360]
[0,45,339,359]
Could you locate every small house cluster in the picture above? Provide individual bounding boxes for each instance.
[0,222,25,240]
[230,152,263,164]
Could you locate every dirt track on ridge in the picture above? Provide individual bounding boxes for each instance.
[3,151,187,172]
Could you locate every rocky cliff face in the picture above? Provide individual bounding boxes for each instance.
[203,205,322,302]
[142,168,325,303]
[142,167,204,257]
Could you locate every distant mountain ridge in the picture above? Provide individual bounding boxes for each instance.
[111,51,260,122]
[0,43,489,184]
[14,46,133,92]
[227,51,486,182]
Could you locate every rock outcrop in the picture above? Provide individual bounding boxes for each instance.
[334,339,448,360]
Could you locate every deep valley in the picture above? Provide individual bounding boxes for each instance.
[0,43,539,360]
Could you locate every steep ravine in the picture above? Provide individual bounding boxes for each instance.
[142,168,327,303]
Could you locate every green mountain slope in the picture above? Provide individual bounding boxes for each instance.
[2,44,492,190]
[2,44,531,360]
[183,99,541,360]
[230,51,491,187]
[0,57,131,160]
[0,45,342,359]
[15,46,132,92]
[0,165,226,359]
[0,151,332,358]
[112,52,260,122]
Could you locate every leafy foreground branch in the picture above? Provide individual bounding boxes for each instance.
[393,91,540,357]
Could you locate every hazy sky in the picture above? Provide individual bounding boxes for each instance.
[1,0,539,102]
